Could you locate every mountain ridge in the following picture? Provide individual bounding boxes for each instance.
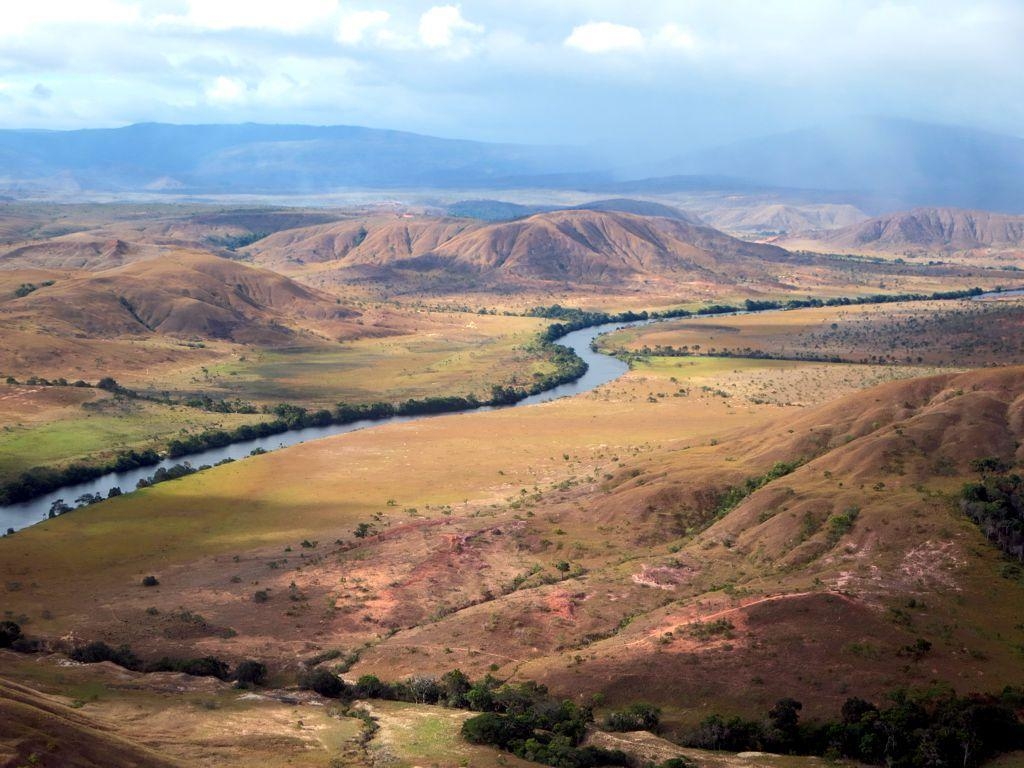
[785,207,1024,251]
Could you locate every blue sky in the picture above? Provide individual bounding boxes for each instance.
[1,1,1021,156]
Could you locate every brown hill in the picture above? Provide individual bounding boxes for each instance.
[701,203,866,235]
[245,209,799,291]
[0,251,360,345]
[244,215,479,270]
[0,234,164,270]
[790,207,1024,252]
[0,675,178,768]
[5,361,1021,724]
[349,366,1024,716]
[418,209,794,285]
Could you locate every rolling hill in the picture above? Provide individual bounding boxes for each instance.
[0,676,178,768]
[244,215,480,271]
[784,207,1024,252]
[351,364,1024,714]
[246,208,796,291]
[420,210,790,283]
[0,252,370,379]
[700,203,867,235]
[1,357,1022,724]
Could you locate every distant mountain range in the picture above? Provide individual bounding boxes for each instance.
[1,118,1022,212]
[781,207,1024,252]
[0,123,601,194]
[655,117,1024,212]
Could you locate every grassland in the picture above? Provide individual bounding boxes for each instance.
[0,311,556,485]
[6,351,1021,727]
[3,205,1024,766]
[1,650,869,768]
[0,387,272,482]
[600,297,1024,367]
[154,312,553,407]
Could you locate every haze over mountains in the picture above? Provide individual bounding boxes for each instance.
[786,208,1024,252]
[0,123,602,194]
[655,118,1024,212]
[1,117,1022,213]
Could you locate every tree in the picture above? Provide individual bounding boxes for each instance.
[301,668,349,699]
[970,457,1010,475]
[49,498,71,517]
[766,698,803,752]
[605,702,662,732]
[0,620,22,648]
[461,712,534,747]
[441,669,472,708]
[235,659,267,687]
[355,674,390,699]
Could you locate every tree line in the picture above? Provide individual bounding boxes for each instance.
[685,687,1024,768]
[4,622,1021,768]
[0,334,588,506]
[960,460,1023,562]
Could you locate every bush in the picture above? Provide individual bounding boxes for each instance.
[605,702,661,731]
[181,656,231,679]
[235,659,267,686]
[147,655,232,680]
[659,758,696,768]
[70,641,140,670]
[0,620,22,648]
[141,575,159,587]
[301,668,350,699]
[461,712,535,748]
[355,674,392,699]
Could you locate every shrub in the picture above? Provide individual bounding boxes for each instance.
[70,641,140,670]
[461,712,535,747]
[605,702,661,731]
[354,674,392,699]
[141,575,159,587]
[659,759,696,768]
[0,620,22,648]
[235,659,267,686]
[301,668,350,699]
[146,655,231,680]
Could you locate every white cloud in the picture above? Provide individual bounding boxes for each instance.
[652,23,698,52]
[0,0,140,38]
[205,76,247,105]
[564,21,645,53]
[336,10,390,45]
[161,0,338,34]
[419,5,483,49]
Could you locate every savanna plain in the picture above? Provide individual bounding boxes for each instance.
[1,200,1023,768]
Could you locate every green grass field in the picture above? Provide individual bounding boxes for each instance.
[176,322,551,407]
[0,313,554,484]
[0,391,270,482]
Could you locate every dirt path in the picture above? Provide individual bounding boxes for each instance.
[620,589,856,651]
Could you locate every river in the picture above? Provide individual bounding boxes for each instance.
[0,320,637,532]
[8,283,1021,532]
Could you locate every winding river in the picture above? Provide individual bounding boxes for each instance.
[6,284,1022,533]
[0,320,639,532]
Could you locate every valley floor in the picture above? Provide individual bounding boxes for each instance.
[2,204,1023,767]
